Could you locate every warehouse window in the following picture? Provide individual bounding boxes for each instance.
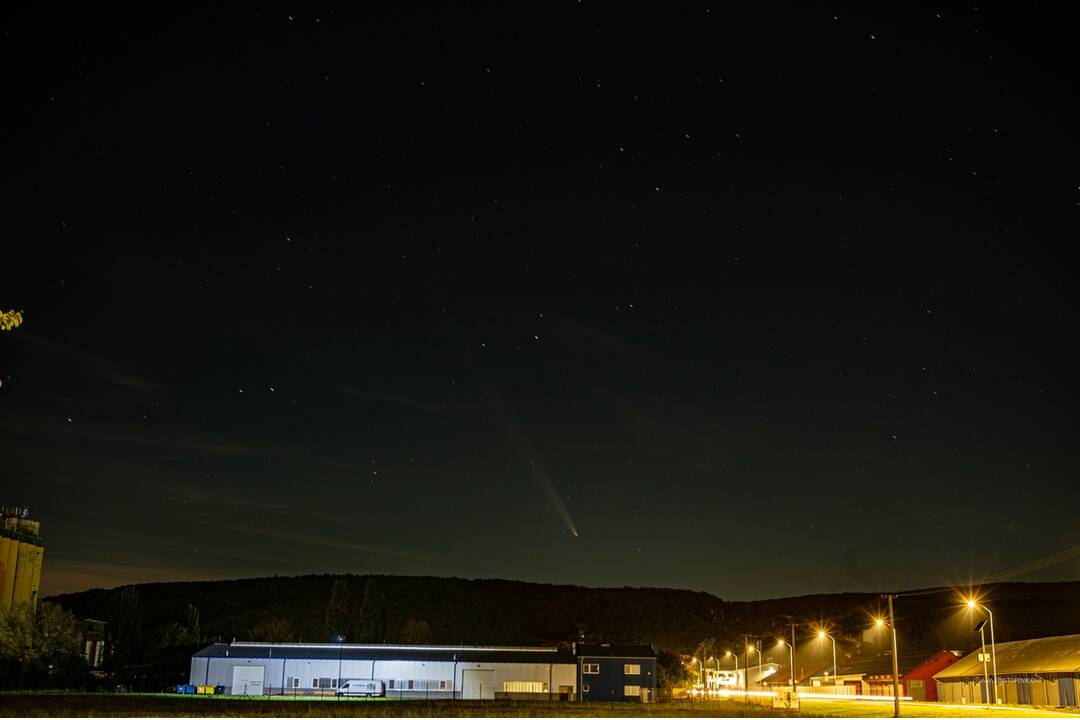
[624,663,641,675]
[331,679,338,689]
[408,680,414,689]
[318,678,332,689]
[583,663,600,674]
[312,679,318,688]
[388,680,395,689]
[624,685,641,697]
[440,680,447,690]
[504,681,548,693]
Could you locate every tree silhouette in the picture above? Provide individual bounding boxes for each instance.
[251,617,294,643]
[325,578,351,640]
[400,617,432,645]
[356,579,387,643]
[109,587,142,667]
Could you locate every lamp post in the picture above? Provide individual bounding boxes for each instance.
[706,656,718,693]
[724,650,738,694]
[756,643,761,688]
[336,635,344,700]
[776,638,795,695]
[818,630,838,682]
[747,642,762,687]
[975,620,991,709]
[695,656,704,689]
[967,599,999,705]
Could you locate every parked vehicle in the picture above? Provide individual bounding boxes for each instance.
[336,679,385,697]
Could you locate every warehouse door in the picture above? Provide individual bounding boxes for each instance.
[231,666,265,696]
[1060,678,1076,707]
[462,669,495,699]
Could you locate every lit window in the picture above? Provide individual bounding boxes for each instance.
[504,681,548,693]
[624,664,641,675]
[624,685,641,697]
[583,663,600,674]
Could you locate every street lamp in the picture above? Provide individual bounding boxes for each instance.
[724,649,738,691]
[707,656,719,693]
[974,620,991,709]
[817,630,838,683]
[747,643,762,688]
[776,639,795,695]
[695,657,704,689]
[966,599,999,705]
[336,635,345,700]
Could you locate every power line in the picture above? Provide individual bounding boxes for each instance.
[984,545,1080,583]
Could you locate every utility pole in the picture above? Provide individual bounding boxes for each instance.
[743,634,749,702]
[884,594,901,719]
[757,641,762,689]
[790,622,797,694]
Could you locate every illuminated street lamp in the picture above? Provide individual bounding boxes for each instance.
[817,629,838,682]
[775,639,795,694]
[707,656,719,693]
[724,649,739,686]
[974,620,991,709]
[966,599,999,705]
[747,643,762,687]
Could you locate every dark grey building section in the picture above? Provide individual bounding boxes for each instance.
[575,643,658,702]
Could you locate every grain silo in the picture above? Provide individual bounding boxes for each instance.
[0,507,45,610]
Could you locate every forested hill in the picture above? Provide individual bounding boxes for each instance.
[49,574,1080,655]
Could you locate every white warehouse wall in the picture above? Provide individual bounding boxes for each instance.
[191,655,577,697]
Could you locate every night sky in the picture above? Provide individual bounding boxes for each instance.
[2,3,1078,600]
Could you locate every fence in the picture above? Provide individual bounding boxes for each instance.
[798,683,857,695]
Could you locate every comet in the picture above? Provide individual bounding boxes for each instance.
[483,382,580,539]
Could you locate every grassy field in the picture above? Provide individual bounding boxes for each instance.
[4,693,1077,718]
[0,693,800,718]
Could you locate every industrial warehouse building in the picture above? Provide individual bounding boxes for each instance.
[934,633,1080,707]
[190,642,656,701]
[805,649,961,702]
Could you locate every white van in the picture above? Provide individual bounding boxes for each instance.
[336,679,385,697]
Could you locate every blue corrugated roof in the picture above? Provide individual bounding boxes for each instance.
[193,642,575,665]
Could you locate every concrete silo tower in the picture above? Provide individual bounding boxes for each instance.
[0,507,45,610]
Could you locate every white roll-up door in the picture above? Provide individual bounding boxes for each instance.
[462,669,495,699]
[231,666,265,696]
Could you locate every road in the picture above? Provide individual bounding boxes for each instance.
[800,695,1079,718]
